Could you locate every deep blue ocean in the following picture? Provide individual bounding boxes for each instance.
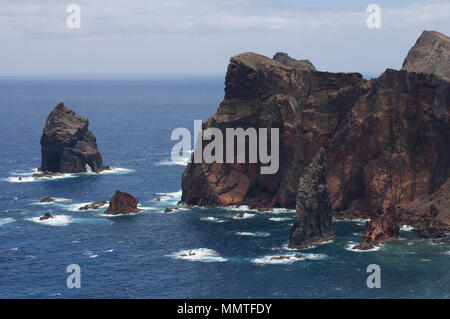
[0,76,448,298]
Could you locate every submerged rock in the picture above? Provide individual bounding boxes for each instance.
[270,254,303,261]
[40,197,54,203]
[289,148,334,249]
[35,103,108,175]
[39,213,54,220]
[79,201,107,211]
[104,190,142,215]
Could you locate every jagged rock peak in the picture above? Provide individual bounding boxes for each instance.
[402,30,450,81]
[37,102,107,174]
[273,52,316,71]
[288,148,334,249]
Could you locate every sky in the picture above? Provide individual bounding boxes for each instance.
[0,0,449,75]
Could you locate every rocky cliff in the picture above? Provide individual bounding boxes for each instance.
[104,190,142,215]
[353,206,399,250]
[289,148,334,248]
[181,31,450,237]
[402,30,450,81]
[36,103,107,174]
[181,52,367,208]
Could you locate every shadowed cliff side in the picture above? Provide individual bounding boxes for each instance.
[35,103,108,175]
[181,52,367,208]
[289,148,334,249]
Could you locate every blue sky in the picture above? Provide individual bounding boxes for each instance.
[0,0,448,74]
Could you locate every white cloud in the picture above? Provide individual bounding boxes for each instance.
[0,0,448,73]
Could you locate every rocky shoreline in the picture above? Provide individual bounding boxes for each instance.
[180,30,450,248]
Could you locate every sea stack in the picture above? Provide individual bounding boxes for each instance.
[353,206,399,250]
[104,190,142,215]
[35,103,107,176]
[402,30,450,81]
[288,148,334,249]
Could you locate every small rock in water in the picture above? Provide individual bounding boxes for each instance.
[40,197,55,203]
[235,212,245,219]
[79,201,107,211]
[270,254,302,261]
[180,251,196,257]
[164,208,174,213]
[39,213,54,220]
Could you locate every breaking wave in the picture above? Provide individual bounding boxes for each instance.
[235,231,271,237]
[167,248,227,262]
[0,217,15,226]
[200,216,226,223]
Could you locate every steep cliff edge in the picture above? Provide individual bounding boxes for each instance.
[402,30,450,81]
[181,52,367,208]
[181,31,450,237]
[35,103,108,175]
[289,148,334,249]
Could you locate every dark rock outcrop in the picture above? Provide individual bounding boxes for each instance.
[353,206,399,250]
[288,148,334,249]
[39,213,54,220]
[79,201,107,211]
[36,103,108,175]
[180,30,449,240]
[402,30,450,81]
[396,178,450,233]
[181,52,367,208]
[40,197,54,203]
[273,52,316,71]
[326,69,450,220]
[104,191,142,215]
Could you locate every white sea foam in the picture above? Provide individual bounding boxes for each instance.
[400,225,414,231]
[157,150,193,166]
[345,241,382,252]
[233,213,255,220]
[0,217,14,226]
[5,167,133,183]
[33,197,72,206]
[105,249,114,253]
[251,252,328,265]
[235,231,270,237]
[155,190,182,202]
[268,217,292,222]
[200,216,226,223]
[167,248,227,262]
[27,215,73,226]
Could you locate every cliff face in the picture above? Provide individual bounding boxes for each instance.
[402,30,450,81]
[354,206,399,250]
[181,52,367,208]
[181,31,450,235]
[38,103,107,174]
[327,69,450,219]
[289,148,334,248]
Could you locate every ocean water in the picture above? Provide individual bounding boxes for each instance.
[0,76,449,299]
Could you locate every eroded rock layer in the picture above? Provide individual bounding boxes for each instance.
[38,103,107,173]
[289,148,334,249]
[181,52,368,208]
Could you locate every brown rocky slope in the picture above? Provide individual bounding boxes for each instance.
[181,31,450,237]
